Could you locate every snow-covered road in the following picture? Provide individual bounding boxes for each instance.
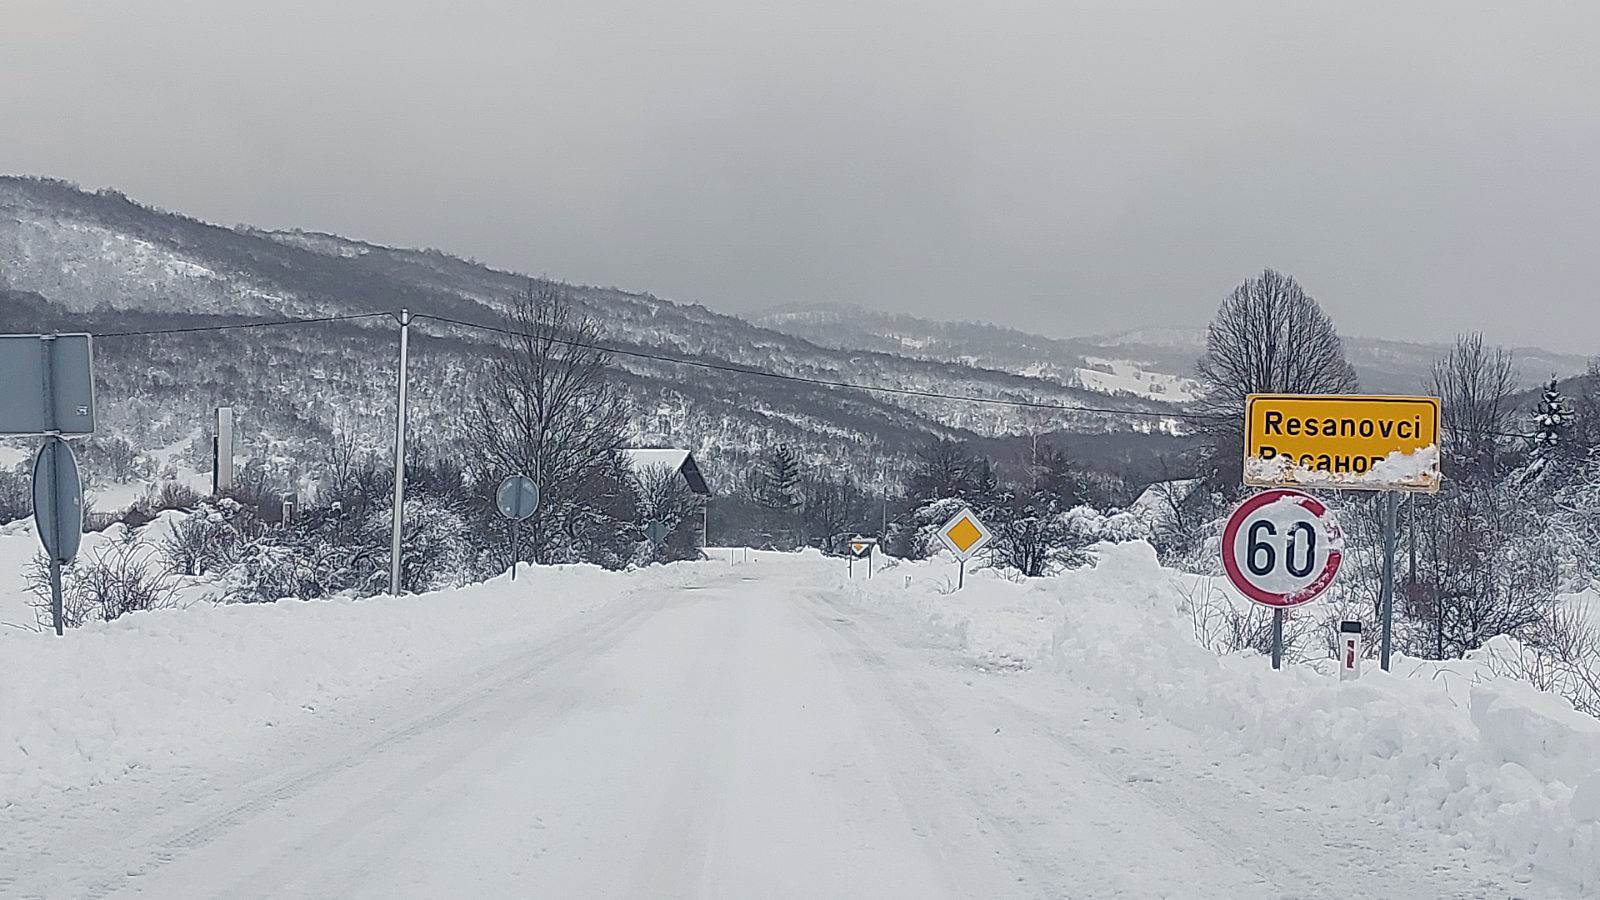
[1,556,1581,897]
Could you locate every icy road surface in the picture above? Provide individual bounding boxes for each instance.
[2,556,1577,898]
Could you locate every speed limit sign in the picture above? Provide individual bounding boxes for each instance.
[1222,489,1343,608]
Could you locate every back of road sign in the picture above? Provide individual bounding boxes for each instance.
[0,335,96,437]
[33,440,84,564]
[495,475,540,520]
[645,520,669,545]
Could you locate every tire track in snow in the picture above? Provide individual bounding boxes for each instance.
[69,589,669,899]
[799,594,1110,895]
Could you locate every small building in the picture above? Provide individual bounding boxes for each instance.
[1129,477,1205,534]
[620,448,711,496]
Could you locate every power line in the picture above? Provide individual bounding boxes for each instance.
[91,311,395,338]
[409,312,1226,424]
[80,307,1579,443]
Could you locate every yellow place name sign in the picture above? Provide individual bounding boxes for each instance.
[1244,394,1442,492]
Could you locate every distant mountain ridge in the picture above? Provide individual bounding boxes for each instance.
[756,303,1592,397]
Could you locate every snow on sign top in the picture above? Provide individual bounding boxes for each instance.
[937,509,993,561]
[1222,489,1344,609]
[1244,394,1441,492]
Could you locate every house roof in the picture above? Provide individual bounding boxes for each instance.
[621,448,710,495]
[621,449,691,472]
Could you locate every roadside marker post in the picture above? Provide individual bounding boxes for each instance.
[1339,620,1363,680]
[1242,394,1441,671]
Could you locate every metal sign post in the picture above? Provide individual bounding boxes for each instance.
[511,520,521,581]
[1271,609,1285,670]
[1379,491,1399,670]
[496,474,541,580]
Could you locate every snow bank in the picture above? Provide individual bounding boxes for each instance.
[0,563,703,807]
[1245,444,1441,492]
[844,543,1600,890]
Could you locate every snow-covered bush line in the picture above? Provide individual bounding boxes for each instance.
[841,541,1600,891]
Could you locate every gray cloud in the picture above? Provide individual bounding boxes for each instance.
[3,1,1597,351]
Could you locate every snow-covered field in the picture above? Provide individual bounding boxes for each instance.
[1070,357,1203,402]
[2,538,1597,896]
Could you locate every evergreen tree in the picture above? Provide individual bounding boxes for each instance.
[756,446,803,512]
[1527,378,1576,480]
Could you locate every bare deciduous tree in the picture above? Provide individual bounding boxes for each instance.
[1196,269,1358,483]
[635,463,705,563]
[1430,332,1518,482]
[465,281,628,563]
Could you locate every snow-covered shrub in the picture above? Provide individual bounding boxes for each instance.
[1551,450,1600,588]
[161,498,256,576]
[365,496,475,594]
[26,529,181,628]
[0,465,29,525]
[1475,605,1600,719]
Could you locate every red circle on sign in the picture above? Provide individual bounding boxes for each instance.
[1221,489,1343,608]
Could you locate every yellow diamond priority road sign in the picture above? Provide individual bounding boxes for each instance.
[1244,394,1442,493]
[937,508,994,561]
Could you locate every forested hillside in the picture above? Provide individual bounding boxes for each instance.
[1,177,1182,493]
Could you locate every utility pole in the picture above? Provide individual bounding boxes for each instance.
[389,309,411,596]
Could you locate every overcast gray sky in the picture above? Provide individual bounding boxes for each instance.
[3,1,1597,352]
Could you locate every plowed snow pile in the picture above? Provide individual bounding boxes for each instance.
[832,542,1600,891]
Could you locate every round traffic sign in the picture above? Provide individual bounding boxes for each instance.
[1221,488,1343,608]
[495,475,540,520]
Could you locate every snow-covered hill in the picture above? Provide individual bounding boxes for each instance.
[0,177,1182,495]
[758,303,1592,399]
